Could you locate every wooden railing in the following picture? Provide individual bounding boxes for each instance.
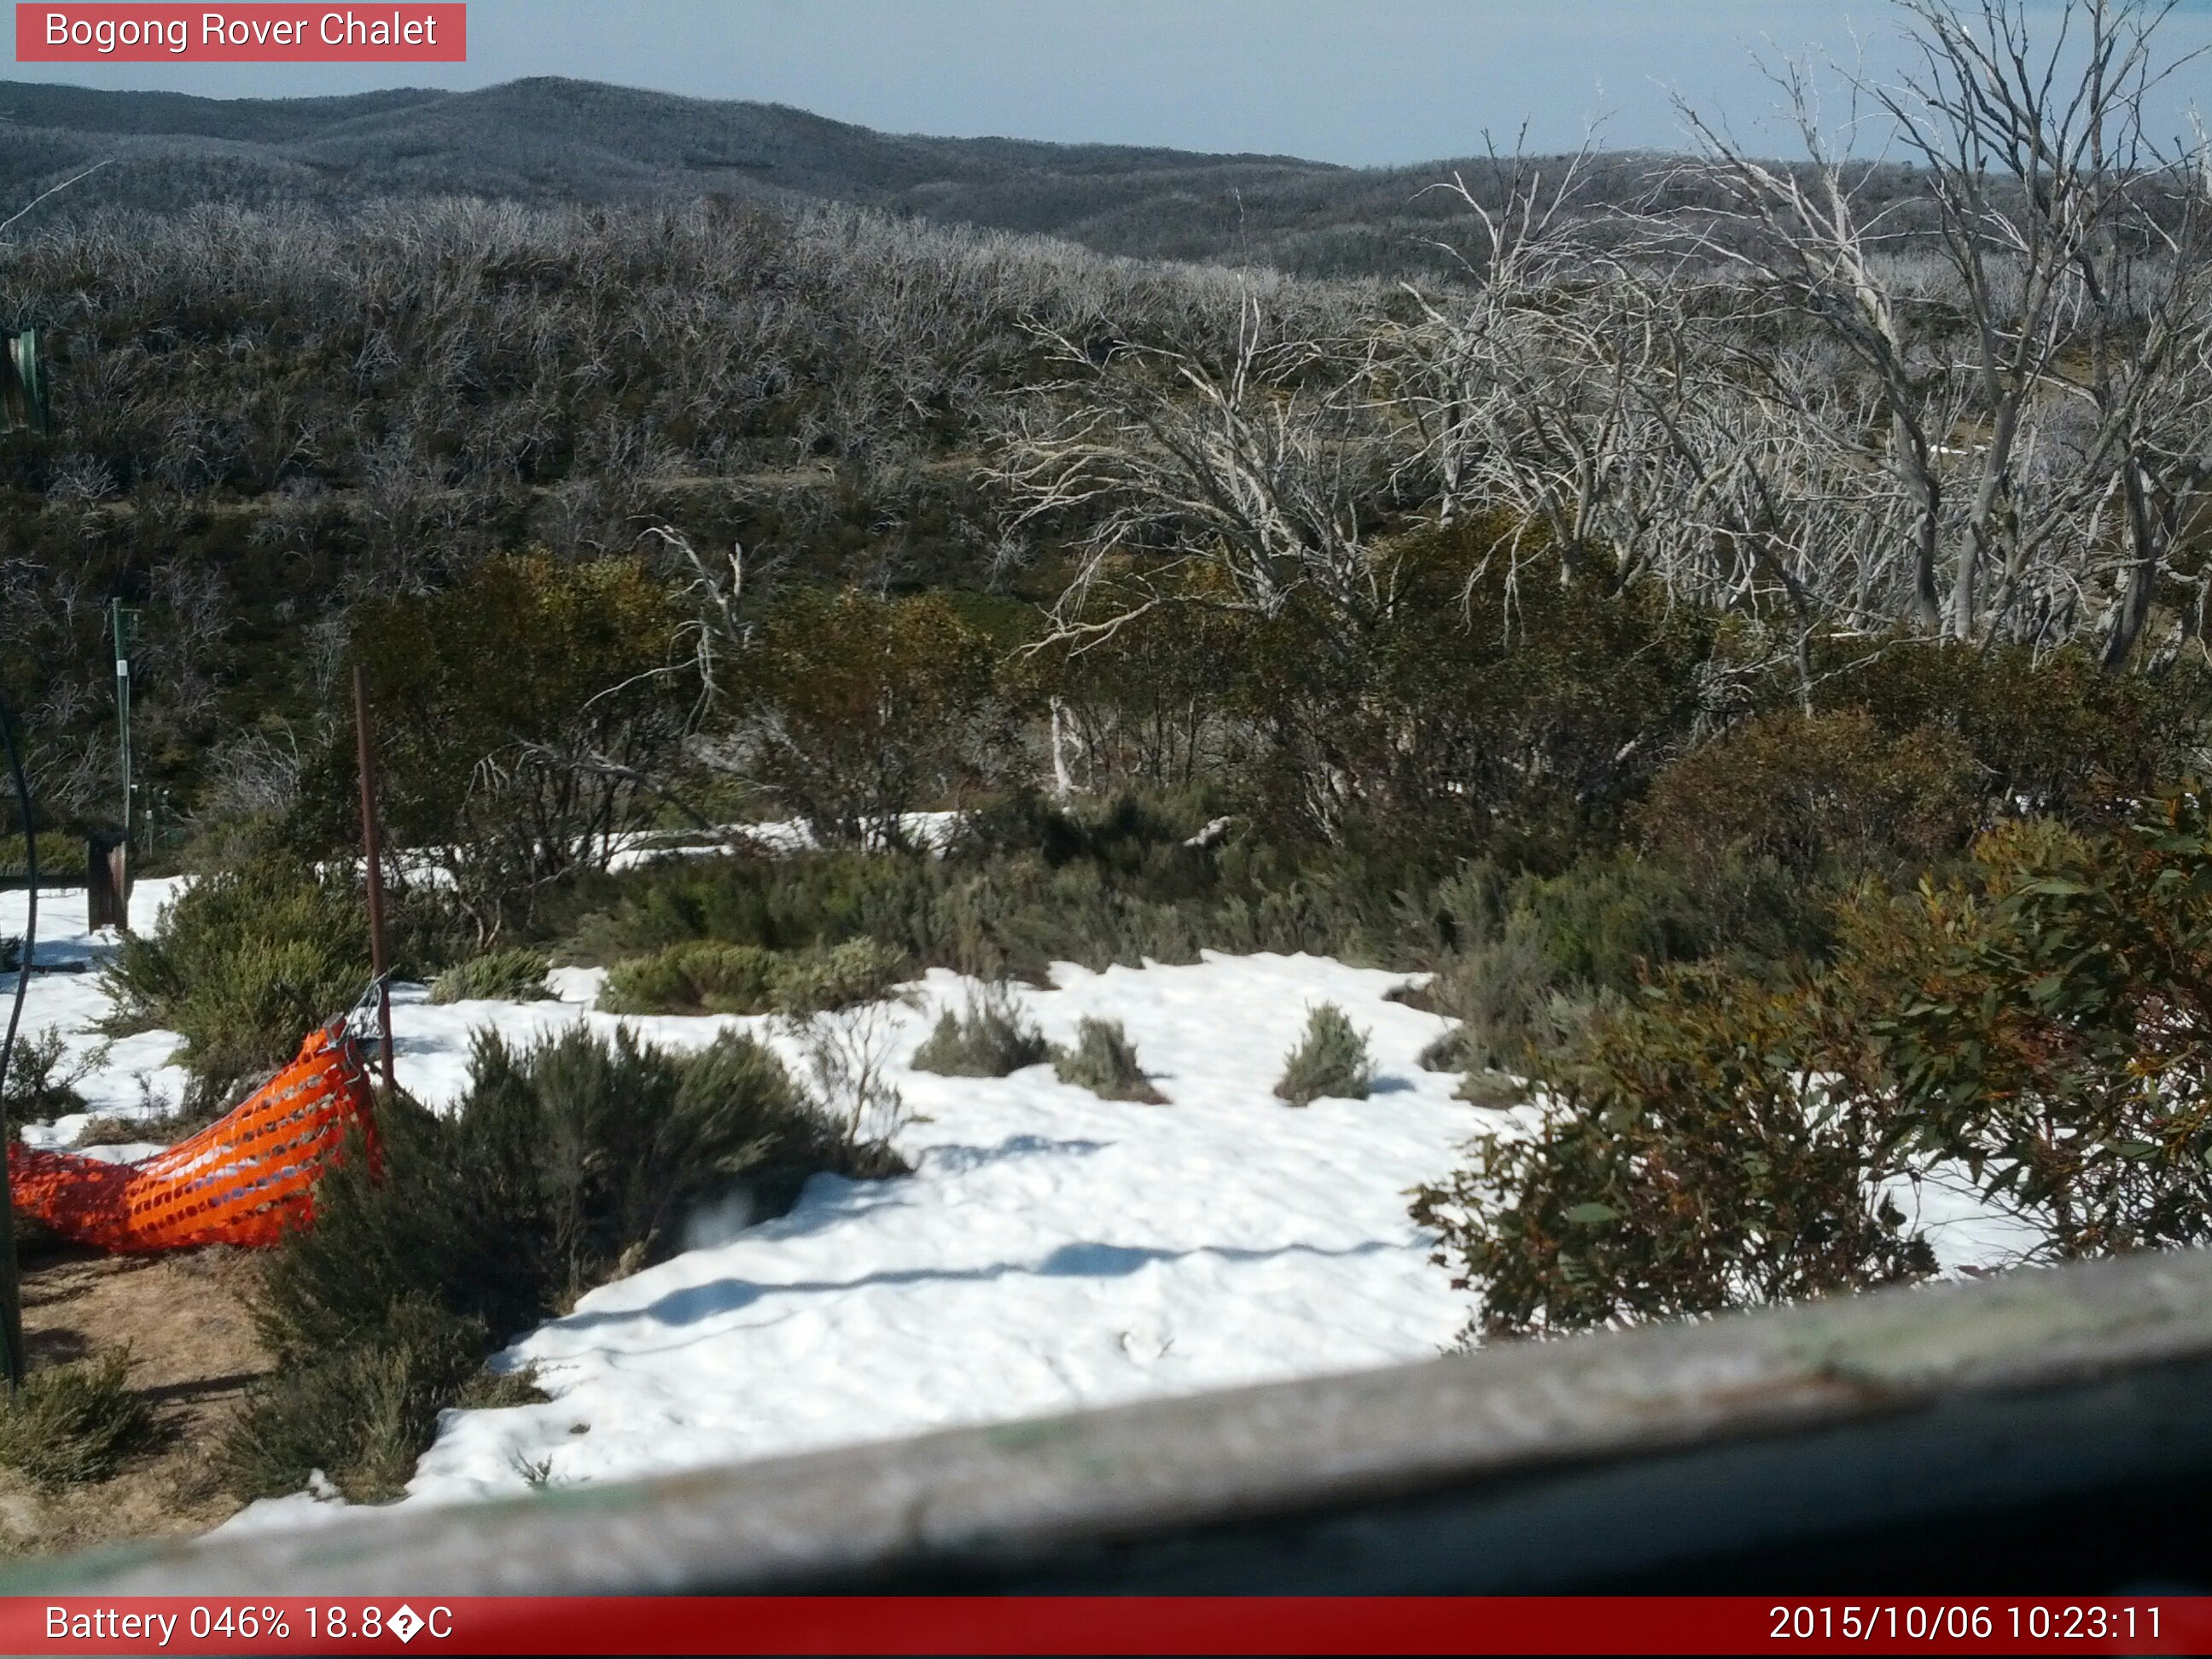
[12,1246,2212,1594]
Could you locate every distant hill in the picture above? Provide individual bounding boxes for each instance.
[0,75,1545,276]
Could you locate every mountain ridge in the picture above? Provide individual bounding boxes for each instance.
[0,74,1512,275]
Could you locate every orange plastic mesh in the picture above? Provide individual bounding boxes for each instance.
[10,1025,381,1252]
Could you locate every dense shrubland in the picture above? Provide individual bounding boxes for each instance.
[3,0,2210,1373]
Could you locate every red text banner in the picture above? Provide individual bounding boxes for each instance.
[16,4,465,61]
[0,1596,2209,1655]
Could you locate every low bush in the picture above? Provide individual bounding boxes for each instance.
[1052,1017,1166,1103]
[1637,708,1977,878]
[100,859,369,1106]
[1415,790,2212,1337]
[1412,969,1935,1337]
[1416,924,1600,1075]
[544,796,1491,987]
[764,939,909,1016]
[783,1001,917,1173]
[1843,801,2212,1257]
[1815,637,2210,820]
[601,941,777,1015]
[2,1027,99,1123]
[223,1296,485,1505]
[228,1023,878,1501]
[911,984,1050,1077]
[1274,1004,1375,1105]
[0,835,89,881]
[429,947,555,1005]
[0,1353,155,1488]
[598,938,905,1016]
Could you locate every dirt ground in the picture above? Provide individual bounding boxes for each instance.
[0,1243,265,1556]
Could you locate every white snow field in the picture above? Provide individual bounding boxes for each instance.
[0,872,2027,1538]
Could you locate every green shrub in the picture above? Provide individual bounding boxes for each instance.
[99,859,369,1105]
[230,1024,876,1501]
[600,941,777,1016]
[911,985,1050,1077]
[1416,924,1574,1074]
[0,1353,155,1488]
[429,947,555,1005]
[224,1296,488,1504]
[1412,967,1935,1337]
[2,1027,99,1123]
[738,585,1004,848]
[341,555,694,946]
[1637,708,1976,878]
[771,938,909,1016]
[598,938,906,1017]
[0,835,89,881]
[1453,1069,1529,1108]
[1815,637,2210,819]
[1844,800,2212,1257]
[1052,1017,1166,1103]
[1416,790,2212,1338]
[1274,1004,1375,1105]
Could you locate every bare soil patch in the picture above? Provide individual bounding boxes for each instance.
[0,1242,265,1555]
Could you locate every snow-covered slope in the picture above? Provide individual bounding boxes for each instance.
[401,954,1477,1510]
[2,876,2026,1539]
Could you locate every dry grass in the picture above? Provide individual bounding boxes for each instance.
[0,1244,269,1557]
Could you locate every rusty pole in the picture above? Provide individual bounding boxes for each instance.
[352,662,394,1091]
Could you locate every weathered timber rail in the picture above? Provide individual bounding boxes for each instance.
[13,1247,2212,1594]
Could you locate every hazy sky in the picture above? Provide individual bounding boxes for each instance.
[9,0,2212,165]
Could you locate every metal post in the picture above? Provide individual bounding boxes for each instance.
[108,601,135,869]
[352,663,394,1091]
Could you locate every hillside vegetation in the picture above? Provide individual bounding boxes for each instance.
[6,0,2212,1361]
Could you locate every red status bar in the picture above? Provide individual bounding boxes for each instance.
[3,1596,2208,1655]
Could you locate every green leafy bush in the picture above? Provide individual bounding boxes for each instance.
[1052,1016,1165,1103]
[341,555,693,946]
[1274,1004,1375,1105]
[224,1296,486,1505]
[1417,923,1609,1076]
[1636,708,1976,878]
[0,1353,155,1488]
[1846,801,2212,1257]
[1412,969,1934,1337]
[1416,790,2212,1337]
[230,1023,875,1501]
[545,797,1500,988]
[99,859,369,1105]
[911,985,1050,1077]
[598,938,905,1016]
[1815,638,2210,820]
[429,947,555,1005]
[736,585,1004,849]
[601,941,777,1016]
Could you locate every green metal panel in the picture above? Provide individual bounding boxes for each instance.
[0,329,46,437]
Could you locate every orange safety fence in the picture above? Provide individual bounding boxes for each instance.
[9,1021,381,1252]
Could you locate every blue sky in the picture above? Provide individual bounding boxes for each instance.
[9,1,2211,165]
